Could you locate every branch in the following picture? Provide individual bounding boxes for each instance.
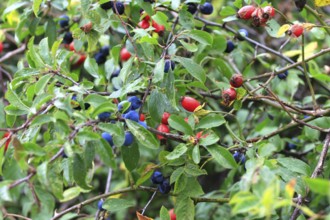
[0,44,26,63]
[51,186,229,220]
[3,213,32,220]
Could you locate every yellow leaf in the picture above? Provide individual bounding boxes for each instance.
[285,179,296,199]
[6,10,20,26]
[298,42,318,62]
[136,211,154,220]
[314,0,330,7]
[301,23,316,31]
[277,24,291,37]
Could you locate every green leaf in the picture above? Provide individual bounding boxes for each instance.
[126,120,160,149]
[73,154,92,190]
[179,40,198,52]
[153,58,165,83]
[151,11,170,30]
[27,37,45,68]
[148,90,167,122]
[94,139,116,168]
[168,115,193,135]
[5,86,30,113]
[174,173,188,193]
[160,206,171,220]
[33,0,42,16]
[205,145,237,169]
[60,187,81,202]
[199,131,219,146]
[30,114,54,127]
[220,6,237,16]
[122,143,140,171]
[277,158,311,176]
[192,145,201,164]
[98,123,125,147]
[84,56,99,79]
[103,198,135,212]
[304,178,330,196]
[119,58,134,83]
[173,56,206,83]
[176,196,195,220]
[197,114,226,129]
[187,30,213,45]
[166,144,188,160]
[35,74,52,95]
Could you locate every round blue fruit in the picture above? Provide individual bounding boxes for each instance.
[200,2,213,15]
[277,71,288,80]
[123,110,139,122]
[123,131,134,146]
[59,15,70,28]
[97,200,104,211]
[100,1,113,10]
[151,171,164,184]
[100,46,110,56]
[233,151,246,164]
[164,60,175,73]
[94,52,107,64]
[187,3,198,14]
[98,112,111,121]
[138,121,147,128]
[63,32,73,44]
[127,96,142,110]
[158,179,171,194]
[225,40,235,53]
[101,132,114,146]
[113,2,125,15]
[111,68,120,80]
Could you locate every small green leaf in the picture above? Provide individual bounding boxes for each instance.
[197,114,225,129]
[168,115,193,135]
[151,11,170,30]
[122,143,140,171]
[160,206,171,220]
[173,56,206,83]
[304,178,330,196]
[153,58,165,83]
[205,145,237,169]
[84,56,99,79]
[103,198,135,212]
[188,30,213,45]
[166,144,188,160]
[126,120,160,149]
[73,154,92,190]
[277,158,311,176]
[33,0,42,16]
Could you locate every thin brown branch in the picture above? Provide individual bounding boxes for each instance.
[4,213,32,220]
[0,44,26,63]
[8,172,36,189]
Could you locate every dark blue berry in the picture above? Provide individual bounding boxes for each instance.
[59,15,70,28]
[233,151,246,164]
[100,46,110,56]
[98,200,104,211]
[286,138,299,150]
[138,121,147,128]
[113,2,125,15]
[187,3,198,14]
[118,101,132,113]
[123,110,139,122]
[158,179,171,194]
[63,32,74,44]
[111,68,120,80]
[94,52,107,64]
[102,132,114,146]
[277,71,289,80]
[123,131,134,146]
[100,1,113,10]
[237,29,248,41]
[98,112,111,121]
[151,171,164,184]
[164,60,175,73]
[127,96,142,110]
[224,40,235,53]
[200,2,213,15]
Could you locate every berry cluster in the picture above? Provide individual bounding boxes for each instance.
[237,5,275,27]
[151,171,171,194]
[222,74,244,105]
[100,96,145,147]
[94,46,110,64]
[100,1,125,15]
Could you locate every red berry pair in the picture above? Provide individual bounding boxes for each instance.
[138,12,165,34]
[156,112,171,140]
[222,74,244,105]
[237,5,275,27]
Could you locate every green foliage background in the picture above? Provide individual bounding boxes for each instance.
[0,0,329,219]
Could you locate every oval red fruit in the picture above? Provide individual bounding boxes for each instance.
[169,209,176,220]
[230,74,244,88]
[140,113,146,121]
[289,24,304,38]
[222,88,237,102]
[2,132,11,153]
[152,21,165,33]
[138,19,150,29]
[181,96,200,112]
[69,42,75,51]
[156,124,170,140]
[263,6,275,18]
[237,5,256,20]
[161,112,170,125]
[120,47,131,61]
[75,54,86,66]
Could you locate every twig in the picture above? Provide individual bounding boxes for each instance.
[141,191,157,215]
[3,213,32,220]
[0,44,26,63]
[9,172,36,189]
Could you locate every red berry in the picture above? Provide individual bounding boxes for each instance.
[69,42,75,51]
[138,19,150,29]
[230,74,244,88]
[237,5,256,20]
[222,88,237,103]
[2,132,11,153]
[181,96,200,112]
[289,24,304,38]
[140,113,146,121]
[161,112,170,125]
[0,42,3,53]
[120,47,131,61]
[169,209,176,220]
[156,124,170,140]
[75,54,86,66]
[263,6,275,19]
[152,21,165,33]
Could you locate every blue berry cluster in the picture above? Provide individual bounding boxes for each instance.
[100,1,125,15]
[94,46,110,64]
[151,171,171,194]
